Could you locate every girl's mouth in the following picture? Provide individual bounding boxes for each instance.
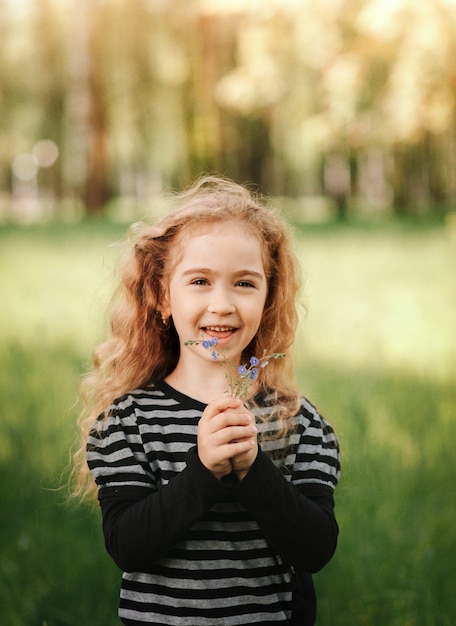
[202,326,237,341]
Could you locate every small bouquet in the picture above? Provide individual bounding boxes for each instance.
[184,337,285,399]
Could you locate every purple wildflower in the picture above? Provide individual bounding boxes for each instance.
[238,365,248,377]
[185,337,285,399]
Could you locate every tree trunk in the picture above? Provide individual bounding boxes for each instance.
[83,7,110,214]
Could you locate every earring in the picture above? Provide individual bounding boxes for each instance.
[160,315,171,330]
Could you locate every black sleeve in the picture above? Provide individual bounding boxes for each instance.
[98,446,338,575]
[98,446,231,572]
[232,448,339,573]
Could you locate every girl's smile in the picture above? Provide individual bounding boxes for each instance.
[202,326,238,343]
[162,222,268,396]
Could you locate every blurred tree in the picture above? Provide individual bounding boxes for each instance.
[340,0,456,214]
[0,1,38,189]
[30,0,66,200]
[212,9,285,191]
[83,2,110,213]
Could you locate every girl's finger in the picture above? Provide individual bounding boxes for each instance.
[203,396,243,419]
[211,424,257,446]
[219,438,256,459]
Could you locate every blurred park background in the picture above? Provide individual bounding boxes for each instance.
[1,1,456,625]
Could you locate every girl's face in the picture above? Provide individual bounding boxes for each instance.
[163,222,268,368]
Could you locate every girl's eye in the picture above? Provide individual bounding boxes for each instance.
[191,278,209,286]
[236,280,255,288]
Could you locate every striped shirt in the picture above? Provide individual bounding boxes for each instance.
[87,381,340,625]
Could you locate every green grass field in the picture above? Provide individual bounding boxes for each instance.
[0,217,455,625]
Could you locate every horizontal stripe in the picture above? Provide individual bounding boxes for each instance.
[119,604,290,623]
[123,571,290,592]
[121,582,289,603]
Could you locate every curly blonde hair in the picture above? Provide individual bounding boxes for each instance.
[72,176,302,500]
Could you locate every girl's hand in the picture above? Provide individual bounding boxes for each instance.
[197,397,257,480]
[231,441,258,481]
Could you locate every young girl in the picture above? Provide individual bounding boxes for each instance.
[75,176,340,625]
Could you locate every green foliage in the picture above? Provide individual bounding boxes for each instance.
[297,222,456,625]
[0,342,120,626]
[305,363,456,626]
[0,219,455,625]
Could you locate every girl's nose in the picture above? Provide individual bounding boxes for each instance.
[207,289,236,314]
